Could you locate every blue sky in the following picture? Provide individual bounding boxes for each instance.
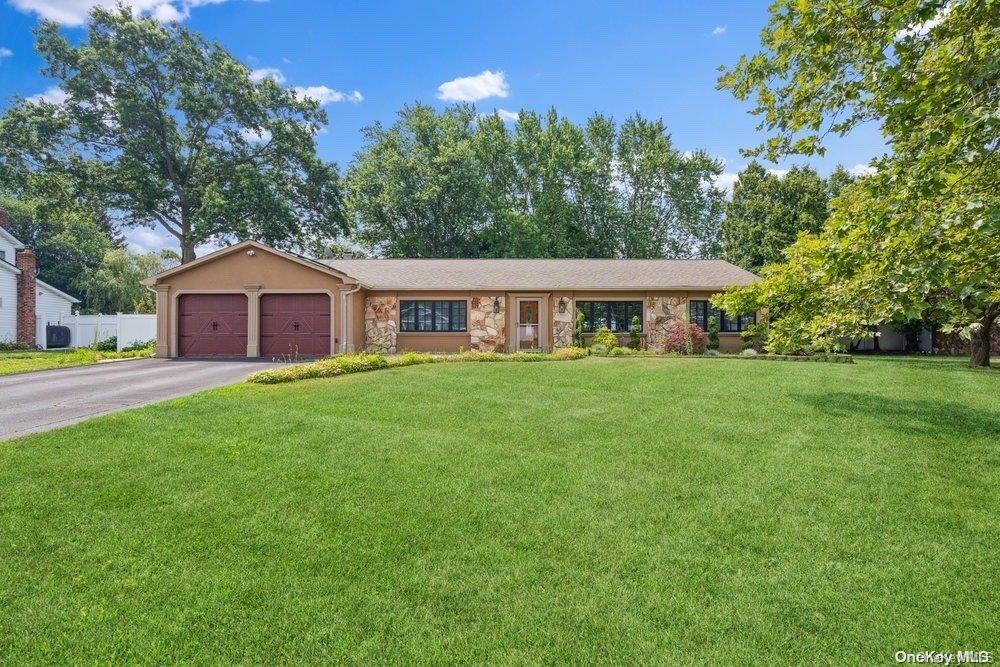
[0,0,885,254]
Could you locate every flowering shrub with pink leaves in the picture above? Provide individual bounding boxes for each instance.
[661,322,707,354]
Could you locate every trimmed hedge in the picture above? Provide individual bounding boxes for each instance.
[247,347,591,385]
[738,353,854,363]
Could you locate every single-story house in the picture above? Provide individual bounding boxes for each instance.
[0,210,80,346]
[141,240,761,358]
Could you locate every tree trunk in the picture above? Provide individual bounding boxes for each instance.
[181,241,196,264]
[969,314,994,368]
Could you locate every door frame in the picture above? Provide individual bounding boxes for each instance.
[258,290,336,358]
[259,289,337,357]
[514,296,544,351]
[174,291,250,358]
[172,289,249,358]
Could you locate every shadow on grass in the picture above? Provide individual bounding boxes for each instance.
[858,355,999,374]
[794,391,1000,440]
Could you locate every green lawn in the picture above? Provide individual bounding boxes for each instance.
[1,357,996,662]
[0,346,154,376]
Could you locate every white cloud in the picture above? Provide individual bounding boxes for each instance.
[250,67,285,84]
[294,86,363,105]
[767,168,790,178]
[239,127,272,143]
[850,163,877,177]
[713,172,740,194]
[712,26,726,35]
[8,0,244,27]
[492,108,520,122]
[437,69,509,102]
[896,3,952,39]
[125,226,223,256]
[0,48,12,59]
[27,86,69,105]
[151,1,186,22]
[125,227,174,254]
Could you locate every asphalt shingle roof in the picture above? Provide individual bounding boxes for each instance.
[321,258,758,290]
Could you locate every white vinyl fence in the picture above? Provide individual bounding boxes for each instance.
[36,312,157,351]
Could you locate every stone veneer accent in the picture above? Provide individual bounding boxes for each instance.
[552,297,574,348]
[365,296,398,353]
[469,296,505,352]
[644,295,687,352]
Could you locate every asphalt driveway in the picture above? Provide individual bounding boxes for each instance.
[0,358,289,440]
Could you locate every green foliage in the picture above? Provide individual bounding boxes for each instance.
[93,336,117,352]
[0,341,32,352]
[717,0,999,366]
[722,163,850,272]
[346,105,727,259]
[82,248,178,314]
[740,320,769,352]
[628,314,643,349]
[573,309,586,348]
[591,326,618,350]
[0,7,344,263]
[0,342,155,376]
[0,196,117,306]
[248,347,591,384]
[707,315,720,351]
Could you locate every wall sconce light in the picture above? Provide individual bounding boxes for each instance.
[558,298,567,314]
[493,297,501,314]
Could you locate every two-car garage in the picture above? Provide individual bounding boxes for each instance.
[178,293,331,358]
[146,242,356,359]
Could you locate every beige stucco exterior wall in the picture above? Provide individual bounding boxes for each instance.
[148,246,751,358]
[147,246,352,358]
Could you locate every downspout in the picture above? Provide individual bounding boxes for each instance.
[341,283,362,354]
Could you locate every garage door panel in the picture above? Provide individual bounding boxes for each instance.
[260,293,331,358]
[178,294,248,357]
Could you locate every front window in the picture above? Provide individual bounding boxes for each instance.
[689,300,756,332]
[577,301,642,332]
[400,300,468,332]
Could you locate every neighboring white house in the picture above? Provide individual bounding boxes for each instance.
[0,211,80,346]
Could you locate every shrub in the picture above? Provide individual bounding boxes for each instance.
[551,346,589,360]
[589,342,609,356]
[248,347,591,384]
[94,336,117,352]
[611,346,641,356]
[662,322,706,354]
[121,339,154,353]
[628,315,643,349]
[591,326,618,350]
[0,341,32,352]
[573,310,585,348]
[741,319,769,351]
[707,316,720,351]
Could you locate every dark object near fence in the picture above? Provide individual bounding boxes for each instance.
[46,325,71,349]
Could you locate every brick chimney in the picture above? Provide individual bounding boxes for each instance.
[16,247,37,347]
[0,208,10,233]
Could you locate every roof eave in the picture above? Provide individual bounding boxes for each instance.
[141,240,366,287]
[36,278,81,303]
[0,227,25,250]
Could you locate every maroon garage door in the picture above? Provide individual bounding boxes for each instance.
[260,293,331,358]
[178,294,248,357]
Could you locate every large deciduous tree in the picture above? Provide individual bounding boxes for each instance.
[0,195,118,304]
[716,0,999,366]
[0,6,344,263]
[346,104,726,259]
[723,163,851,272]
[82,248,179,314]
